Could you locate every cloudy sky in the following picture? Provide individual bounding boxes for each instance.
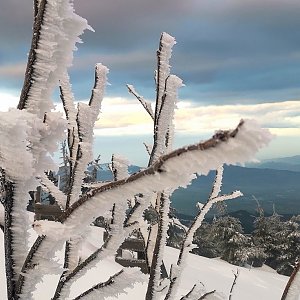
[0,0,300,165]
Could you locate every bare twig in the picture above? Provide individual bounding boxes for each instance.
[127,84,154,120]
[180,284,197,299]
[200,290,217,299]
[229,269,239,300]
[144,142,152,156]
[281,262,300,300]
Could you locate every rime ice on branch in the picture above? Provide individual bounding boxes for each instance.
[0,1,275,300]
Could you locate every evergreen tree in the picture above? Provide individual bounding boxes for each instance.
[211,216,255,266]
[276,216,300,275]
[192,221,221,258]
[253,213,285,270]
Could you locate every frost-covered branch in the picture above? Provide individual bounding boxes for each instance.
[18,0,90,116]
[52,155,130,299]
[18,0,46,110]
[52,221,140,299]
[56,65,108,297]
[146,191,171,300]
[67,64,108,207]
[111,154,130,181]
[39,173,67,209]
[151,75,182,162]
[127,84,154,120]
[164,166,242,300]
[59,71,78,166]
[28,119,270,300]
[3,1,91,298]
[51,120,269,240]
[143,34,183,290]
[73,269,124,299]
[281,262,300,300]
[73,268,147,300]
[153,32,176,127]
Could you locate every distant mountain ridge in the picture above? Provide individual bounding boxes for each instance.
[245,155,300,172]
[96,156,300,217]
[171,165,300,216]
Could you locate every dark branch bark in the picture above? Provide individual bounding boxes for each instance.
[126,84,154,120]
[148,75,170,167]
[145,192,169,300]
[73,270,124,300]
[51,236,111,300]
[281,262,300,300]
[180,284,197,300]
[18,0,47,110]
[3,182,16,299]
[15,235,46,296]
[33,0,40,19]
[88,65,101,107]
[229,269,239,300]
[200,290,217,299]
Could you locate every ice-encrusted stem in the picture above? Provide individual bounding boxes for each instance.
[39,173,67,209]
[149,32,177,166]
[53,154,130,299]
[145,191,171,300]
[52,64,108,300]
[51,222,140,299]
[73,269,124,299]
[33,120,271,246]
[18,0,91,116]
[59,71,78,184]
[153,32,176,135]
[164,166,242,300]
[67,64,108,208]
[3,181,16,299]
[7,1,91,298]
[72,268,147,300]
[144,34,181,282]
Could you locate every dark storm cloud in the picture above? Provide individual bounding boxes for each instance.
[1,0,300,103]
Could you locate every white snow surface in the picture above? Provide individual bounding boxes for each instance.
[0,225,291,299]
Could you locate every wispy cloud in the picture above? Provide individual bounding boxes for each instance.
[95,97,300,137]
[0,62,26,78]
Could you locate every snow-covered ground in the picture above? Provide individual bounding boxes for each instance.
[0,224,291,299]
